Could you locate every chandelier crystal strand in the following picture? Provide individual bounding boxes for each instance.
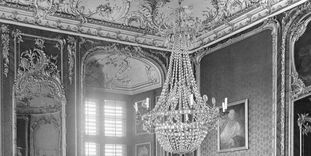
[141,0,221,154]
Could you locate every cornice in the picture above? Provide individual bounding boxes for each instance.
[0,0,307,52]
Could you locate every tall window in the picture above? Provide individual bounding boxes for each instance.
[104,100,126,137]
[84,99,127,156]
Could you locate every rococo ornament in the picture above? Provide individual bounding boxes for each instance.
[15,39,64,114]
[0,24,10,77]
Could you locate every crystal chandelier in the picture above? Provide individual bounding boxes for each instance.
[136,0,227,154]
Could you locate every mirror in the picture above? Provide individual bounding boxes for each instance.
[14,46,66,156]
[293,95,311,156]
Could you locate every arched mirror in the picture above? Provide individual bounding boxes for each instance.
[81,45,165,156]
[290,16,311,156]
[293,95,311,156]
[14,45,66,156]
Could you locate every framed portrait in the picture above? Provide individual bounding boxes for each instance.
[218,99,248,152]
[135,99,149,135]
[135,142,151,156]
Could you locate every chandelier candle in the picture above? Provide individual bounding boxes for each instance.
[138,0,222,154]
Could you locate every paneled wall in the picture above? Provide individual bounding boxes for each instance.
[0,22,168,156]
[199,30,274,156]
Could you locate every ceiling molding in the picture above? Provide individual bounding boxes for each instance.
[0,0,307,52]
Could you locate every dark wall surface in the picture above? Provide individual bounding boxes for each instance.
[200,30,274,155]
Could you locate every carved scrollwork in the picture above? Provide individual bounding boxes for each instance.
[282,2,311,156]
[285,2,311,100]
[66,36,76,84]
[1,24,10,77]
[290,71,311,100]
[15,39,64,114]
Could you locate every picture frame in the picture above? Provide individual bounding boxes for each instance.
[218,99,248,152]
[135,142,151,156]
[135,99,149,135]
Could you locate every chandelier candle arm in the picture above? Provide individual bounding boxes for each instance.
[136,0,224,154]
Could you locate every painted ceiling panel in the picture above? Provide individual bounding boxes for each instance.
[85,53,162,95]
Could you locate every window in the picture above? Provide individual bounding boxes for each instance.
[105,144,126,156]
[104,100,126,137]
[85,142,98,156]
[85,100,97,135]
[84,99,127,156]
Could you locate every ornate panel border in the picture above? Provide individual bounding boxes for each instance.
[0,0,307,53]
[195,18,280,156]
[1,24,10,77]
[12,30,67,156]
[12,31,65,83]
[29,114,62,156]
[281,2,311,156]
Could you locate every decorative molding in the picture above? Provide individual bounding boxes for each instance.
[13,36,67,155]
[1,24,9,77]
[281,2,311,156]
[195,18,280,156]
[15,40,64,114]
[196,18,279,63]
[83,44,163,95]
[0,0,307,51]
[66,36,76,84]
[290,72,311,100]
[287,10,311,100]
[29,113,62,156]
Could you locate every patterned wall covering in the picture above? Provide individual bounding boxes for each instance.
[3,2,311,156]
[199,30,273,155]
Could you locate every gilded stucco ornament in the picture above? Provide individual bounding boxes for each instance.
[82,42,166,95]
[66,36,76,84]
[290,72,311,100]
[1,24,10,77]
[281,2,311,156]
[0,0,306,51]
[15,39,64,114]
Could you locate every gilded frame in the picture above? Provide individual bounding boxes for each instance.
[135,142,151,156]
[12,31,67,156]
[217,99,249,152]
[282,3,311,156]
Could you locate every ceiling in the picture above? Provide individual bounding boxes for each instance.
[0,0,307,93]
[0,0,307,51]
[85,52,162,95]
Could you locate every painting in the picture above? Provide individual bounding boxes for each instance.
[135,99,149,135]
[135,142,151,156]
[218,99,248,152]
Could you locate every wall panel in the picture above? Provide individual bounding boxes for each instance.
[200,30,274,156]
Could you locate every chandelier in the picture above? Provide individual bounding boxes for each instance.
[135,0,227,154]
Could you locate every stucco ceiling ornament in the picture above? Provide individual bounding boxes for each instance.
[85,44,162,95]
[15,38,64,114]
